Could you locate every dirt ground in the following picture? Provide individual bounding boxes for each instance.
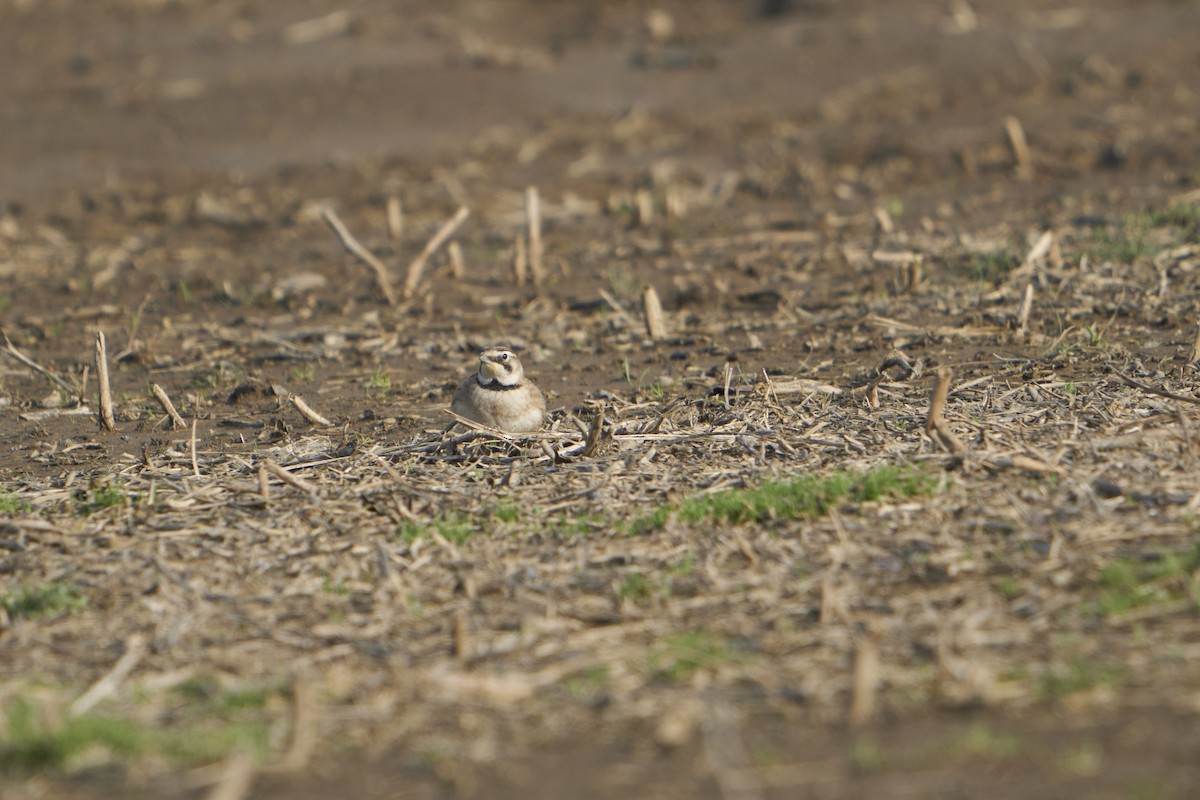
[2,0,1200,797]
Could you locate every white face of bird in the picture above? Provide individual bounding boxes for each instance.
[478,348,522,385]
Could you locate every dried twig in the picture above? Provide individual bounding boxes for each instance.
[454,610,470,661]
[526,186,544,285]
[763,378,842,397]
[443,410,519,440]
[873,206,895,233]
[19,406,93,421]
[926,366,967,454]
[263,459,321,496]
[665,186,686,219]
[95,331,116,432]
[1116,369,1200,406]
[386,196,403,240]
[849,627,880,726]
[151,382,187,430]
[190,418,201,478]
[405,206,470,298]
[598,289,638,329]
[1004,453,1060,475]
[1188,324,1200,366]
[1004,115,1033,180]
[448,241,465,280]
[1017,283,1034,335]
[642,285,667,340]
[321,207,398,306]
[290,395,333,428]
[1023,230,1054,269]
[204,751,255,800]
[283,10,350,46]
[513,233,528,286]
[2,331,78,402]
[635,189,654,227]
[277,671,317,771]
[582,407,605,457]
[70,634,147,717]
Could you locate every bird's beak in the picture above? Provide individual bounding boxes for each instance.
[480,355,503,379]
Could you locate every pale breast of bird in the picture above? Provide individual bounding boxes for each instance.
[451,347,546,432]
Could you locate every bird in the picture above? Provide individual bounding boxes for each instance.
[451,347,546,432]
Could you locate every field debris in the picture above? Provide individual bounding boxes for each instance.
[2,0,1200,797]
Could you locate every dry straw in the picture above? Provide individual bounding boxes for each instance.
[1003,114,1032,180]
[95,330,116,432]
[642,285,667,340]
[513,233,528,286]
[151,382,187,430]
[321,207,398,306]
[926,366,966,455]
[386,196,403,240]
[290,395,333,428]
[4,331,78,402]
[526,186,545,285]
[405,206,470,298]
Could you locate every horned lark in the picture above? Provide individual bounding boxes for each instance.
[451,347,546,432]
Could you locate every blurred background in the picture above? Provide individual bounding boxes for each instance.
[2,0,1196,210]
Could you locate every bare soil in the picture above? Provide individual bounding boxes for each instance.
[2,1,1200,798]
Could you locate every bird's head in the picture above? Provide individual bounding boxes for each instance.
[477,348,523,386]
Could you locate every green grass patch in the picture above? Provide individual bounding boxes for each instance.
[646,631,744,683]
[365,366,391,395]
[668,550,695,577]
[217,690,273,714]
[1087,213,1153,264]
[1096,546,1200,616]
[616,553,695,605]
[849,738,888,773]
[321,577,350,596]
[629,505,671,536]
[632,465,936,533]
[969,249,1020,282]
[1,582,88,621]
[993,576,1023,599]
[75,483,128,515]
[493,503,521,523]
[397,513,477,546]
[952,723,1023,759]
[555,512,613,537]
[159,720,270,765]
[0,699,147,774]
[908,722,1025,771]
[1084,204,1197,265]
[563,665,610,700]
[0,491,29,514]
[0,693,274,776]
[1148,201,1200,232]
[619,358,666,401]
[1036,657,1127,700]
[616,573,655,603]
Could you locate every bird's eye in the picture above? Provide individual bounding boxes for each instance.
[498,352,509,361]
